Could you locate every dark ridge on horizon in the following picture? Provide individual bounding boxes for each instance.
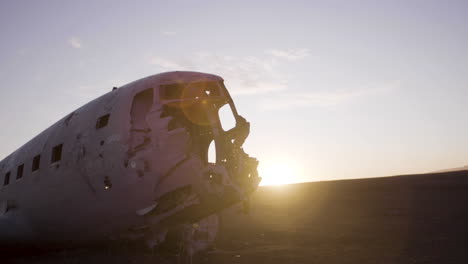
[431,165,468,173]
[260,168,468,188]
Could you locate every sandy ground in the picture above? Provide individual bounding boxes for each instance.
[5,170,468,263]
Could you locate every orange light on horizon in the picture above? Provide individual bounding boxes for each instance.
[258,158,302,186]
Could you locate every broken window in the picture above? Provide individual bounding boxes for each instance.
[3,172,10,186]
[51,144,63,163]
[160,82,220,100]
[160,83,184,99]
[219,104,236,131]
[16,164,24,180]
[129,89,153,153]
[96,114,110,129]
[32,155,41,172]
[200,82,221,96]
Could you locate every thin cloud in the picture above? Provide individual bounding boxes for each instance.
[260,81,399,110]
[147,51,394,109]
[161,30,177,36]
[68,37,82,49]
[265,48,310,61]
[149,57,183,69]
[148,52,287,95]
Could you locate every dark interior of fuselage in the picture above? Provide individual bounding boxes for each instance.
[160,101,217,165]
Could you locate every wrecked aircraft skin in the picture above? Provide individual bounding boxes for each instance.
[0,71,260,255]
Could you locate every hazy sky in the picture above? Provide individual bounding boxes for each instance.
[1,0,467,184]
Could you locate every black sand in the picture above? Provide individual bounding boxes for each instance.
[5,170,468,263]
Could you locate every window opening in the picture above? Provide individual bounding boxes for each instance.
[32,155,41,172]
[219,104,236,131]
[129,88,153,153]
[208,140,216,163]
[51,144,63,163]
[96,114,110,129]
[16,164,24,180]
[160,82,220,100]
[104,176,112,190]
[4,172,10,186]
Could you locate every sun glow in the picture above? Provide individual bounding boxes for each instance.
[258,159,301,186]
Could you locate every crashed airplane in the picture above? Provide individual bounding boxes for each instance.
[0,71,260,255]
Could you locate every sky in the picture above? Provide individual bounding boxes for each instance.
[1,0,468,185]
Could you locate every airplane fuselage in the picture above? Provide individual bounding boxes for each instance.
[0,71,260,247]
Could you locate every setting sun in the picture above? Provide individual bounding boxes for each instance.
[258,159,301,186]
